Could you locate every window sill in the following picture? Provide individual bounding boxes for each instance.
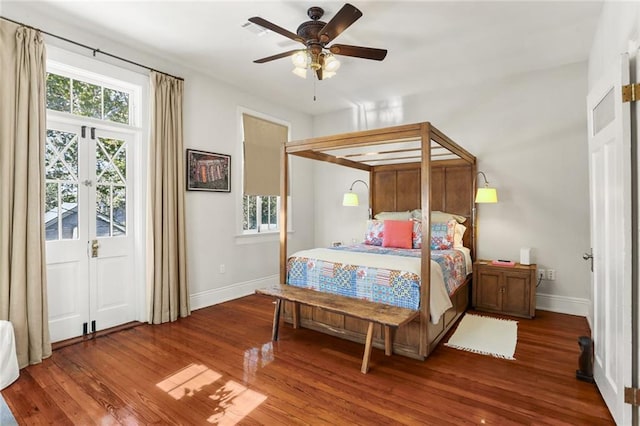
[235,230,294,245]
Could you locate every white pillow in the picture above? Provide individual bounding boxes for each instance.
[454,223,467,248]
[411,209,467,224]
[374,211,412,220]
[432,210,467,224]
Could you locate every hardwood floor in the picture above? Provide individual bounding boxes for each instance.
[2,295,613,425]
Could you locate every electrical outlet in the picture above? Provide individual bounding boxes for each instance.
[538,269,546,280]
[547,269,556,280]
[219,264,226,274]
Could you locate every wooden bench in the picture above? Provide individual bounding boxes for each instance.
[256,284,419,374]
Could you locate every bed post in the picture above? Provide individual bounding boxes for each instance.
[471,163,478,260]
[419,123,432,357]
[280,144,288,284]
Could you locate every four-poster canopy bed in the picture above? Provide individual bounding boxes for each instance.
[274,122,476,362]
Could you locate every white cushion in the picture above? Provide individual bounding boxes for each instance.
[0,321,19,390]
[374,211,412,220]
[411,209,467,223]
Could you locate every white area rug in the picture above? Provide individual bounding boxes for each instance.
[444,314,518,360]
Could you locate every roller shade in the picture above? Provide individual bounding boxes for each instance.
[242,113,288,196]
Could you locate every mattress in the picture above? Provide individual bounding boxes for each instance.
[286,244,469,324]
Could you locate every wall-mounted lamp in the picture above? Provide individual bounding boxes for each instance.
[474,171,498,203]
[343,179,372,218]
[472,171,498,256]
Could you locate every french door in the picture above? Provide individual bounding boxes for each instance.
[45,119,136,342]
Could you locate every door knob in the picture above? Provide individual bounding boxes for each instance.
[91,239,99,258]
[583,250,593,272]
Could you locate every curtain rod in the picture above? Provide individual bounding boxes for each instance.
[0,15,184,81]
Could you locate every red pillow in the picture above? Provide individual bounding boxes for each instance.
[382,220,413,249]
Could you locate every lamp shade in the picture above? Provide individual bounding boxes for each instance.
[323,54,341,72]
[292,51,309,68]
[292,67,307,79]
[342,192,359,206]
[475,187,498,203]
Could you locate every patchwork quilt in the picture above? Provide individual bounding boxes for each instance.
[286,244,468,314]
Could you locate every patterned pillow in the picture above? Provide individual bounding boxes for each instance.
[430,220,456,250]
[364,220,384,246]
[412,219,423,249]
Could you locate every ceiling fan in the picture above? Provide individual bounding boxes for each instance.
[249,3,387,80]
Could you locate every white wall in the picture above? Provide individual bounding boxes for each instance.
[3,4,316,312]
[588,2,640,88]
[183,75,315,308]
[313,62,592,316]
[314,163,370,248]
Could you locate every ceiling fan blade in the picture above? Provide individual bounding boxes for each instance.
[329,44,387,61]
[318,4,362,44]
[316,68,323,81]
[248,17,305,44]
[254,49,300,64]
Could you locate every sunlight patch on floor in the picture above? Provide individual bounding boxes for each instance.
[156,362,268,425]
[207,380,267,425]
[156,364,222,400]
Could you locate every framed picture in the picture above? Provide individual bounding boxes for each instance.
[186,149,231,192]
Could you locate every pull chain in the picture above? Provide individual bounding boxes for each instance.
[313,78,317,101]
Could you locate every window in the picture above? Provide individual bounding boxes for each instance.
[243,195,278,232]
[45,66,136,241]
[46,72,131,125]
[241,112,288,235]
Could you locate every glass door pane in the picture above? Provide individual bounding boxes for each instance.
[45,129,79,241]
[95,136,127,237]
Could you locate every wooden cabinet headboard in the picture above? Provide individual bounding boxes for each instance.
[370,160,475,254]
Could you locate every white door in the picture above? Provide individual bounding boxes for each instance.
[586,53,632,425]
[45,120,135,342]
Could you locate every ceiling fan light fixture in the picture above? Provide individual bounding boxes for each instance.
[250,4,387,81]
[291,50,309,68]
[292,66,307,79]
[323,54,340,72]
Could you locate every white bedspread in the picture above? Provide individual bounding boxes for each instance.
[457,246,473,274]
[290,248,453,324]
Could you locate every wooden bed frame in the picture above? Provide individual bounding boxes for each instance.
[278,122,476,360]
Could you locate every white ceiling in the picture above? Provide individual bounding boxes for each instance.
[6,1,603,116]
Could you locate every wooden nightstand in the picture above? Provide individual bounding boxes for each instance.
[472,260,537,318]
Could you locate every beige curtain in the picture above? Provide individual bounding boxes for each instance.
[0,21,51,367]
[148,71,189,324]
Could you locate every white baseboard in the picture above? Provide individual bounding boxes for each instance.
[190,274,278,311]
[536,293,591,317]
[585,313,592,331]
[191,282,592,320]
